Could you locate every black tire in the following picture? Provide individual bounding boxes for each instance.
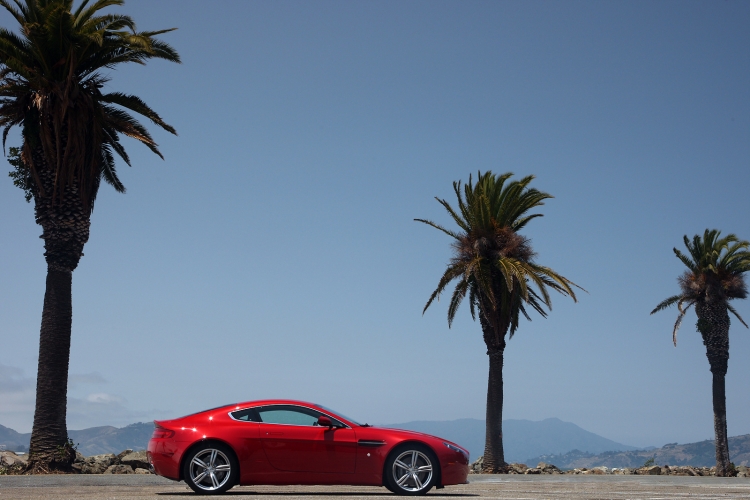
[182,442,239,495]
[384,444,439,496]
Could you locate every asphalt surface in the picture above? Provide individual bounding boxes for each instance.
[0,475,749,499]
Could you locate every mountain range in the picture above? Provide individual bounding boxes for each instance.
[526,434,750,468]
[3,418,747,468]
[0,422,154,456]
[384,418,639,463]
[1,417,635,459]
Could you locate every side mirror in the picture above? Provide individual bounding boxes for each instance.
[317,416,334,428]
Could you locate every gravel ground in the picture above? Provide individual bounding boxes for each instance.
[0,475,749,499]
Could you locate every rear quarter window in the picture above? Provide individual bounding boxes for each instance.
[231,408,261,422]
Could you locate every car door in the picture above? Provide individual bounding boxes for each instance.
[257,405,356,473]
[224,407,275,479]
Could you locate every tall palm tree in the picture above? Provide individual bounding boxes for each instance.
[416,171,581,472]
[0,0,179,472]
[651,229,749,476]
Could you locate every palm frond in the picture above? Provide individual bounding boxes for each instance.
[98,142,123,192]
[727,303,748,329]
[142,37,180,63]
[534,264,581,301]
[75,0,124,27]
[0,0,25,25]
[414,218,460,240]
[520,263,552,306]
[720,239,750,273]
[100,92,176,134]
[468,285,477,321]
[468,256,496,308]
[512,213,544,232]
[650,294,683,315]
[525,288,549,317]
[447,279,469,327]
[422,262,465,314]
[436,195,470,233]
[102,126,130,165]
[673,248,696,272]
[495,258,517,293]
[672,299,693,346]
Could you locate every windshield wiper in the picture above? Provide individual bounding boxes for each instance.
[361,423,372,427]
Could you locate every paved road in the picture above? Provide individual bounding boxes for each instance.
[1,475,749,499]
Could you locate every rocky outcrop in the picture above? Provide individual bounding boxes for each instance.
[469,458,562,475]
[521,463,564,475]
[0,451,27,467]
[78,453,117,474]
[468,456,483,473]
[536,462,563,474]
[73,449,151,474]
[0,447,151,475]
[104,464,134,474]
[120,450,149,470]
[567,465,744,476]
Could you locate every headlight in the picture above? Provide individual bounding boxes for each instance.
[443,442,469,459]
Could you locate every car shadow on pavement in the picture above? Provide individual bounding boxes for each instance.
[157,493,479,497]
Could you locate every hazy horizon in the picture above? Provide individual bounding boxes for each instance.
[0,414,713,451]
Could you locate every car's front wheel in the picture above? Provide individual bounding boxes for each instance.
[183,442,238,495]
[385,444,438,495]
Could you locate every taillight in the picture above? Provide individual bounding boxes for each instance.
[152,424,175,439]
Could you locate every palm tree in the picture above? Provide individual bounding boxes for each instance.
[0,0,179,472]
[416,171,581,472]
[651,229,749,476]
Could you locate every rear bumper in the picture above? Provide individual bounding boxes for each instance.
[147,439,182,480]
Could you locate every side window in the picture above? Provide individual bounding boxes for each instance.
[231,408,261,422]
[257,405,321,426]
[256,405,345,427]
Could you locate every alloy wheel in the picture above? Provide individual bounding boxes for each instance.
[391,449,434,493]
[188,448,232,492]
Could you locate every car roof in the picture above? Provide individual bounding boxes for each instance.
[158,400,356,427]
[214,399,352,422]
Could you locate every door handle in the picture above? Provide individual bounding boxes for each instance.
[266,432,284,436]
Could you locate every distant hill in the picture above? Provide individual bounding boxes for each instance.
[67,423,154,455]
[383,418,639,463]
[526,434,750,468]
[0,422,154,456]
[0,424,28,452]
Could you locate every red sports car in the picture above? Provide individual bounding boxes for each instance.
[147,399,469,495]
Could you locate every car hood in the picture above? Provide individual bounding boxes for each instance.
[376,426,437,438]
[371,426,463,447]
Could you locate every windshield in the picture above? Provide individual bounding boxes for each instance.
[316,404,362,426]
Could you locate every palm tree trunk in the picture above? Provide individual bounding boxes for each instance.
[482,347,506,472]
[27,268,75,471]
[696,299,731,476]
[479,310,508,472]
[25,147,90,472]
[711,371,731,476]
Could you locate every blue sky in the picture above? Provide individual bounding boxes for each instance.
[0,0,748,449]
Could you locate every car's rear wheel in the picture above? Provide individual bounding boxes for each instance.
[183,442,238,495]
[385,444,438,495]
